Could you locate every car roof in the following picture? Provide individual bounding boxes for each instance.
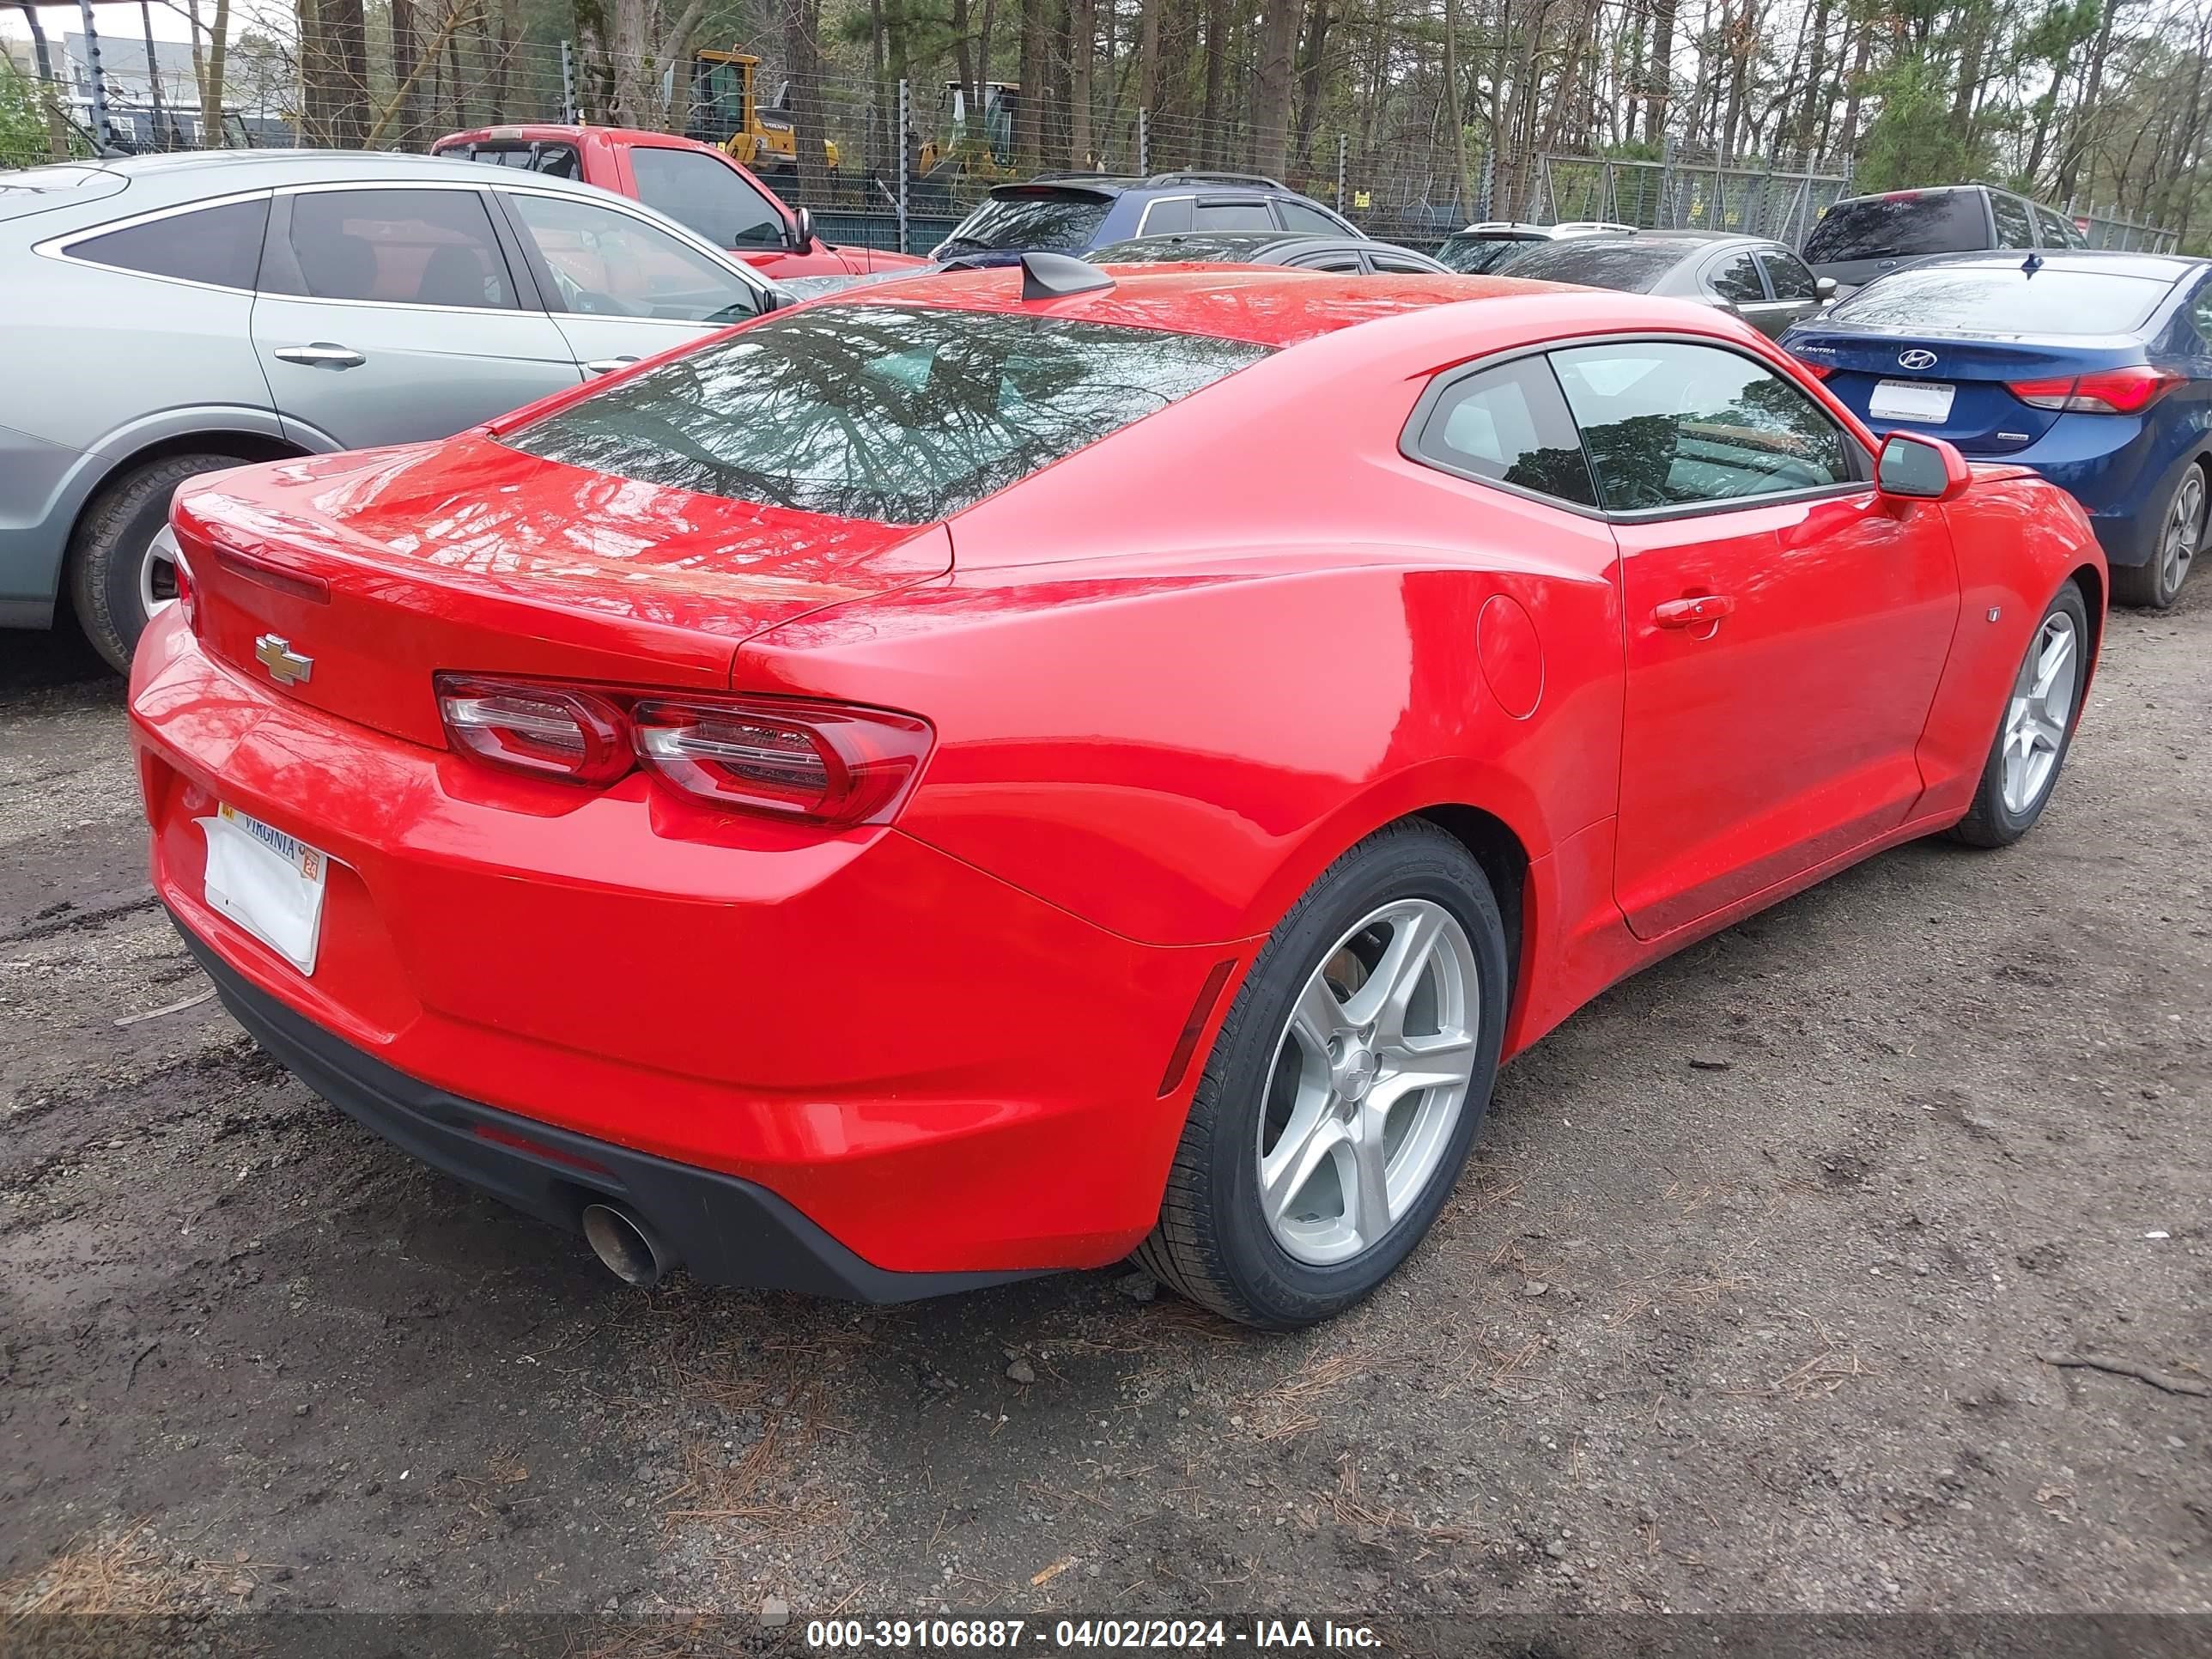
[1826,183,1987,207]
[434,123,704,148]
[807,264,1616,349]
[1899,246,2207,281]
[34,147,626,202]
[988,170,1300,201]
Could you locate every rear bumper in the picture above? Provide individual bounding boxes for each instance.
[180,917,1031,1301]
[131,612,1245,1277]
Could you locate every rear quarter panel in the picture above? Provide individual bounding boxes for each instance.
[731,319,1632,951]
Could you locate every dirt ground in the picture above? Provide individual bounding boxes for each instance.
[2,582,2207,1646]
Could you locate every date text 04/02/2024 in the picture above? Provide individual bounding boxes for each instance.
[804,1618,1384,1650]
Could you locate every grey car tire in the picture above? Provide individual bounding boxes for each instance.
[1136,820,1508,1330]
[68,453,247,673]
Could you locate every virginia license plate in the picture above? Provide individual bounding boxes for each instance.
[199,803,329,975]
[1869,379,1956,422]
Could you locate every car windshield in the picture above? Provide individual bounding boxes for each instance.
[1804,192,1986,262]
[939,190,1112,255]
[1435,234,1541,274]
[503,304,1271,524]
[1834,263,2172,335]
[1093,234,1285,263]
[1499,240,1686,290]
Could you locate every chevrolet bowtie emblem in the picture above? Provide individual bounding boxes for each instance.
[253,634,314,686]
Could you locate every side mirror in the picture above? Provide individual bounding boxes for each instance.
[787,205,816,252]
[1815,276,1838,301]
[1876,432,1971,501]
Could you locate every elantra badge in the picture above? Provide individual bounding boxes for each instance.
[1898,349,1939,370]
[253,634,314,686]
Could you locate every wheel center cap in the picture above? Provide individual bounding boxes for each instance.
[1337,1044,1379,1103]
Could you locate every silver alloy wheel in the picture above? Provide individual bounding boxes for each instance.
[141,525,182,621]
[2161,466,2203,599]
[1255,898,1480,1267]
[2000,611,2079,816]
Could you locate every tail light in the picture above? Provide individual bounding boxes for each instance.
[2007,366,2182,414]
[433,673,933,827]
[632,698,932,824]
[1795,357,1836,380]
[434,676,631,786]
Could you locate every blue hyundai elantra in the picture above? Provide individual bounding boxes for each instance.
[1781,248,2212,608]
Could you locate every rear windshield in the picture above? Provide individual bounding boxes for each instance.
[434,141,582,179]
[1835,263,2172,335]
[504,304,1270,524]
[1436,234,1541,274]
[1805,192,1986,262]
[939,190,1111,256]
[1498,240,1685,290]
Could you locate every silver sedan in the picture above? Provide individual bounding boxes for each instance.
[0,149,784,669]
[1498,231,1837,338]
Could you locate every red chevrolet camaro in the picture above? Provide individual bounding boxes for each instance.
[129,258,2104,1329]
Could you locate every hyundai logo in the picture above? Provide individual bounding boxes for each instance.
[1898,348,1940,370]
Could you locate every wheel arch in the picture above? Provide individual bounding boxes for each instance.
[1237,771,1551,1039]
[39,416,319,611]
[2060,556,2106,708]
[1413,802,1529,1015]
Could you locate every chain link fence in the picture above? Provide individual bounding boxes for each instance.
[3,25,2182,257]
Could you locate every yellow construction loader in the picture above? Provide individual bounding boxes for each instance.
[688,51,839,172]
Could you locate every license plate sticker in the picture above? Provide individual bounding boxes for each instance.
[1869,378,1956,423]
[198,803,329,975]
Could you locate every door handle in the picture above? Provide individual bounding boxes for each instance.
[272,343,366,368]
[583,356,641,375]
[1653,594,1736,629]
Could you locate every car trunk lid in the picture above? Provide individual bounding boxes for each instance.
[173,437,951,748]
[1784,325,2148,454]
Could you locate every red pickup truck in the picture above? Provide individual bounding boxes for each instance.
[431,124,927,282]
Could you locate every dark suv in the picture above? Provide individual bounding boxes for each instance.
[931,172,1362,264]
[1804,183,2089,296]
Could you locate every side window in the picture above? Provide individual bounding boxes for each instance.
[70,197,270,289]
[629,146,787,250]
[1194,199,1275,232]
[2035,204,2086,247]
[1707,250,1767,305]
[1276,198,1350,235]
[1409,356,1599,508]
[1757,249,1819,301]
[1289,250,1365,271]
[1134,196,1193,235]
[1990,191,2035,249]
[503,191,763,323]
[270,188,516,308]
[1549,341,1852,512]
[1371,251,1440,274]
[2189,278,2212,343]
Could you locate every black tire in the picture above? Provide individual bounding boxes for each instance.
[1949,579,2091,848]
[2112,459,2204,610]
[1136,819,1509,1329]
[67,453,246,673]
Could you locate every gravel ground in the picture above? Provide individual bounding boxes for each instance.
[1,585,2206,1642]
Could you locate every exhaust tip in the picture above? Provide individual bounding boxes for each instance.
[581,1202,670,1288]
